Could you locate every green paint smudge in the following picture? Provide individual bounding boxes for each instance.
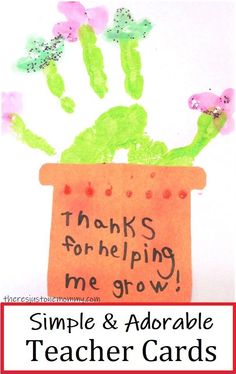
[79,25,108,99]
[120,40,143,99]
[60,97,76,113]
[105,8,153,99]
[11,114,56,156]
[61,104,147,163]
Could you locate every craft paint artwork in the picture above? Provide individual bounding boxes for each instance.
[1,92,22,134]
[188,88,234,134]
[2,92,55,155]
[17,36,75,113]
[105,8,153,99]
[53,1,108,98]
[2,2,235,302]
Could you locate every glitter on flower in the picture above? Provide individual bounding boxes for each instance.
[17,36,64,73]
[188,88,235,134]
[53,1,109,42]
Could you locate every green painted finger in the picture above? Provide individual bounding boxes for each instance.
[79,25,108,98]
[105,8,153,99]
[44,61,75,113]
[157,112,227,166]
[120,40,143,99]
[46,71,65,98]
[11,114,56,156]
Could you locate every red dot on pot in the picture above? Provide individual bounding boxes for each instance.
[105,187,112,196]
[179,190,187,199]
[150,172,156,178]
[126,190,133,198]
[85,183,94,197]
[145,190,153,199]
[64,184,72,195]
[163,189,172,199]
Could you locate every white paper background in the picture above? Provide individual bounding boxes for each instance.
[0,0,235,301]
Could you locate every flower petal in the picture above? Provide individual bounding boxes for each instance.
[58,1,86,23]
[17,56,43,72]
[53,21,79,42]
[1,92,22,134]
[2,92,22,116]
[87,6,109,34]
[188,92,219,112]
[220,117,234,135]
[219,88,234,114]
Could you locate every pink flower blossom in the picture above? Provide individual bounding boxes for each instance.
[53,1,109,42]
[1,92,22,134]
[188,88,235,134]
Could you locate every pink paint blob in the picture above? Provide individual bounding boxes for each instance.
[86,7,109,34]
[58,1,87,24]
[53,1,109,42]
[53,21,79,42]
[188,92,219,111]
[188,88,235,135]
[1,92,22,134]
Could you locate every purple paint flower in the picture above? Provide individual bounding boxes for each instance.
[1,92,22,134]
[53,1,109,42]
[188,88,235,134]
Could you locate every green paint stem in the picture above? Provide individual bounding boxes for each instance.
[60,97,76,113]
[120,40,143,99]
[45,70,65,98]
[11,114,56,156]
[43,60,57,75]
[79,25,108,99]
[44,61,75,113]
[105,8,153,99]
[44,61,65,97]
[157,112,227,166]
[60,104,147,163]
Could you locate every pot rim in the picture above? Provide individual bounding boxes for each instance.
[39,163,206,190]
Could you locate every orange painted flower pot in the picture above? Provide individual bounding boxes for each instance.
[39,164,206,302]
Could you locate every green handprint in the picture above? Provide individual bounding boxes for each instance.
[5,6,228,164]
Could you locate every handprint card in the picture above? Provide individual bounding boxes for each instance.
[0,0,235,303]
